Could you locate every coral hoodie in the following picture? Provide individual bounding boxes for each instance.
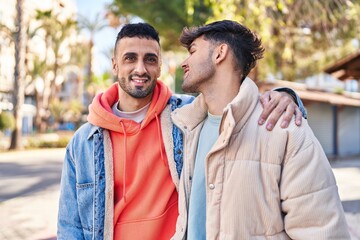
[88,81,178,239]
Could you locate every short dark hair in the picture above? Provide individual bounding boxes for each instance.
[114,22,160,55]
[180,20,264,81]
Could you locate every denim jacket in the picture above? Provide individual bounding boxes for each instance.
[57,94,194,240]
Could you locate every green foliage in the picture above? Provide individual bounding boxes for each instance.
[68,100,83,119]
[77,13,108,34]
[205,0,360,81]
[0,22,15,41]
[77,13,109,86]
[110,0,213,50]
[49,99,84,123]
[30,56,48,78]
[110,0,360,81]
[175,66,185,94]
[27,136,70,148]
[68,40,88,69]
[88,72,114,91]
[35,10,77,58]
[34,9,78,82]
[0,112,15,131]
[49,99,67,123]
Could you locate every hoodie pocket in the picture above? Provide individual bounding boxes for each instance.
[114,200,178,240]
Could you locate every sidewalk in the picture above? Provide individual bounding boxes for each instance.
[0,149,63,240]
[0,150,359,239]
[331,157,360,240]
[0,186,59,240]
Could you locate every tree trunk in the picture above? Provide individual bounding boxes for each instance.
[34,89,43,132]
[50,59,59,101]
[10,0,26,150]
[87,39,94,85]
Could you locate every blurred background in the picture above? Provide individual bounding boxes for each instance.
[1,0,360,155]
[0,0,360,239]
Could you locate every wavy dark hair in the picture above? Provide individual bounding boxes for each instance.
[180,20,264,82]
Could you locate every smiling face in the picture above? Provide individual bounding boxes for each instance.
[181,36,216,93]
[112,37,161,107]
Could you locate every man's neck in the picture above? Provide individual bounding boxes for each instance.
[203,73,241,115]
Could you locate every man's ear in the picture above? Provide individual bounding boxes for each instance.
[112,57,117,75]
[214,44,229,64]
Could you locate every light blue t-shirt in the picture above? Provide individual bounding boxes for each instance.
[187,113,221,240]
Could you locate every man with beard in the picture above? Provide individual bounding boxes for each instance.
[57,22,305,239]
[171,20,350,240]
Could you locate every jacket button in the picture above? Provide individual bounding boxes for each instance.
[209,183,215,189]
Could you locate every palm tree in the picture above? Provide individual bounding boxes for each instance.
[10,0,27,150]
[77,13,108,88]
[35,9,77,100]
[34,10,77,132]
[29,56,48,132]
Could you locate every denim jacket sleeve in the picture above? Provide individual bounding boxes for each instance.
[57,144,85,239]
[57,123,105,240]
[274,87,307,119]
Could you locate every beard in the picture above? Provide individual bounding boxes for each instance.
[118,74,157,99]
[181,56,215,94]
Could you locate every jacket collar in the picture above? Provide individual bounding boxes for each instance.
[171,92,208,131]
[222,77,259,134]
[87,125,103,139]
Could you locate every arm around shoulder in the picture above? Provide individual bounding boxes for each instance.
[274,87,307,119]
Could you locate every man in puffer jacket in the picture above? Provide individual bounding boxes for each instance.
[172,20,350,240]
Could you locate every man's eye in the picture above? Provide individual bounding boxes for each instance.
[146,57,157,63]
[125,56,135,61]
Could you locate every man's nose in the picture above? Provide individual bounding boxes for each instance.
[181,59,187,69]
[134,61,147,75]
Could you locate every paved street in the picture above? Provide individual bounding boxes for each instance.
[0,149,64,240]
[0,149,359,239]
[331,158,360,240]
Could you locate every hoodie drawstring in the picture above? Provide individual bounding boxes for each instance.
[155,112,167,166]
[119,120,127,202]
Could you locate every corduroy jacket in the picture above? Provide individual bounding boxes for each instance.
[171,78,350,240]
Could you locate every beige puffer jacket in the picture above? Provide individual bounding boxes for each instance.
[171,78,350,240]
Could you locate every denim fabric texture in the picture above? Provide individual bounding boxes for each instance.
[57,94,194,239]
[169,94,195,177]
